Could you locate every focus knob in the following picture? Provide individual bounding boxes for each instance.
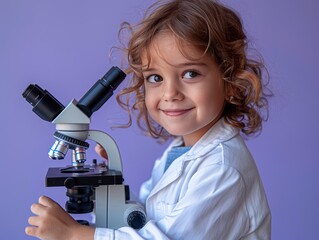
[125,206,146,229]
[64,177,76,189]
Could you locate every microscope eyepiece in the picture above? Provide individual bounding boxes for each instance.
[77,66,126,117]
[100,66,126,90]
[22,84,65,122]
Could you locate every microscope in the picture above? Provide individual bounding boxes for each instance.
[22,66,146,229]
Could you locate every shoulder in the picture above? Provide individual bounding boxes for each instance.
[189,118,254,170]
[188,122,261,194]
[196,133,258,187]
[187,118,247,166]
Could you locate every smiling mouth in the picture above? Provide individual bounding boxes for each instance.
[161,108,193,116]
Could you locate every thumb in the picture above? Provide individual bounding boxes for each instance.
[95,144,108,160]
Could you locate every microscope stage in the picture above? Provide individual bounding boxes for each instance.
[46,165,124,187]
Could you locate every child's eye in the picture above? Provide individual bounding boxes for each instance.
[183,70,200,79]
[146,74,163,83]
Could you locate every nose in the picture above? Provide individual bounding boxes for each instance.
[161,79,184,102]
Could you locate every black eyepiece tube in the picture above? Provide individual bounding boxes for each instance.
[22,84,65,122]
[77,66,126,117]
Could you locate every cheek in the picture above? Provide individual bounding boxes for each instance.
[144,91,157,114]
[197,83,225,113]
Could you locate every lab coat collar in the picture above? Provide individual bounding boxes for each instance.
[148,118,239,198]
[185,117,239,160]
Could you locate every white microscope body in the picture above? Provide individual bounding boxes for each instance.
[23,67,146,229]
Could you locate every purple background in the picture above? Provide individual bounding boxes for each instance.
[1,0,318,239]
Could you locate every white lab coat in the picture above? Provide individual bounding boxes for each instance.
[95,118,271,239]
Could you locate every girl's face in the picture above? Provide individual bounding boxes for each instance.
[142,32,225,146]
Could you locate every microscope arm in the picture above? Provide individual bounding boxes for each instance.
[87,130,123,173]
[87,130,147,229]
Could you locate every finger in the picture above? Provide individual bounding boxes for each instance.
[95,144,108,160]
[28,215,40,226]
[95,144,105,156]
[30,203,46,215]
[38,195,58,207]
[25,226,38,237]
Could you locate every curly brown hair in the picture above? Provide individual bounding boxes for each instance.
[116,0,271,141]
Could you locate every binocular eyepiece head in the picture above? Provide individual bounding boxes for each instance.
[22,66,126,164]
[22,66,126,121]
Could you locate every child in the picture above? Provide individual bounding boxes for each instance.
[26,0,271,239]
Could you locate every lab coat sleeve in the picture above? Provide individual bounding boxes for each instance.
[95,222,170,240]
[94,163,250,239]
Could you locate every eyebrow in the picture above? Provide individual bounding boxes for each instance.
[142,62,208,73]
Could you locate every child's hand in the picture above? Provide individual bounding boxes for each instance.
[25,195,94,240]
[95,144,108,160]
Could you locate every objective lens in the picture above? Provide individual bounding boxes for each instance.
[48,140,69,160]
[72,147,86,167]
